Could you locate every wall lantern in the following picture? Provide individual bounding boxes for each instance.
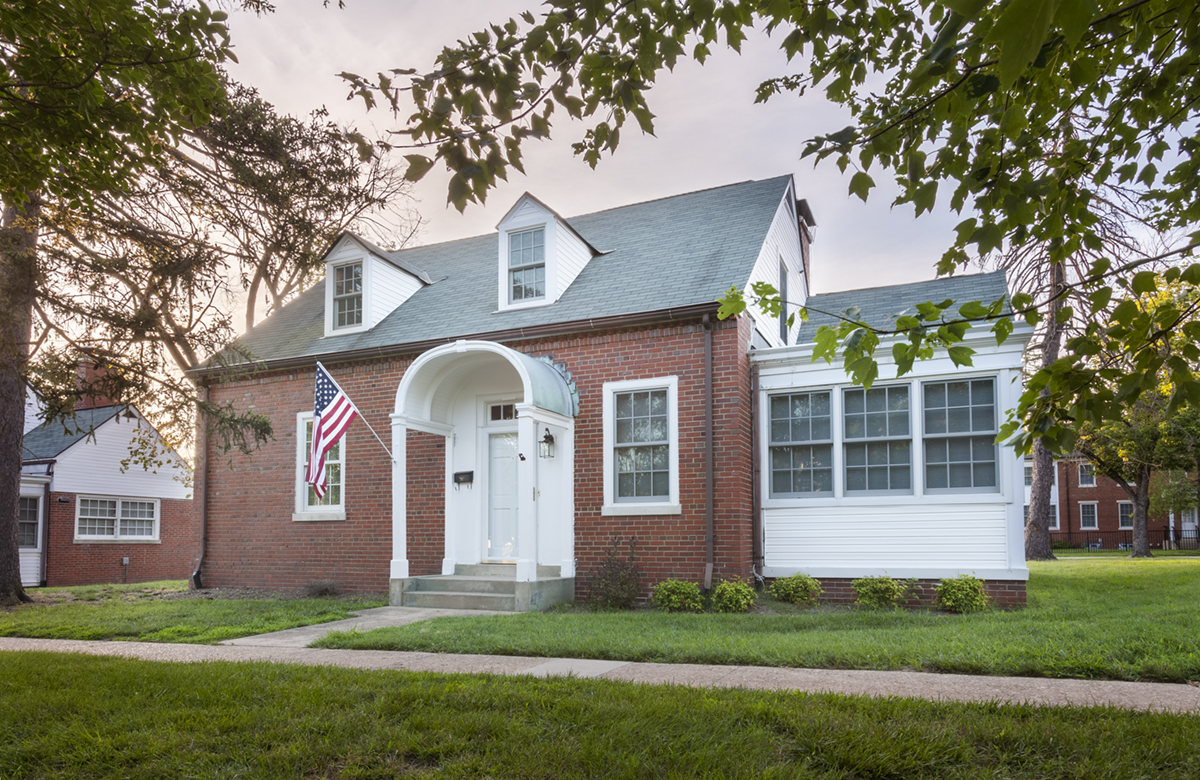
[539,428,556,459]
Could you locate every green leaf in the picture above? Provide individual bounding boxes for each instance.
[946,345,975,367]
[403,154,436,182]
[1131,272,1158,296]
[849,171,875,202]
[984,0,1057,88]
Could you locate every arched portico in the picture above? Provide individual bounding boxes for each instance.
[389,341,576,593]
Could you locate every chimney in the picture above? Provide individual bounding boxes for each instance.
[76,357,117,410]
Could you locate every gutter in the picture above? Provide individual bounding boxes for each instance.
[191,384,209,589]
[189,302,722,378]
[703,314,715,590]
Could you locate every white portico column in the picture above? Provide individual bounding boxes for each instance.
[515,406,539,582]
[389,413,409,579]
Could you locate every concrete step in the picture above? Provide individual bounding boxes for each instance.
[453,563,562,578]
[412,575,517,595]
[402,590,516,611]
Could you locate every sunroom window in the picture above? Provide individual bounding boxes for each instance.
[843,386,911,493]
[923,379,997,491]
[770,392,832,495]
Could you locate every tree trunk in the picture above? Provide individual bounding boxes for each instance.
[1025,260,1065,561]
[1131,462,1153,558]
[0,193,40,605]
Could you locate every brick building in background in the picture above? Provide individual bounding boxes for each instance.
[19,374,195,588]
[193,176,1033,610]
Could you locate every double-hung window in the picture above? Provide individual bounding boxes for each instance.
[1080,502,1098,529]
[18,497,39,548]
[333,262,363,329]
[602,376,680,514]
[508,227,545,302]
[295,413,345,520]
[1118,501,1134,529]
[843,385,911,493]
[1078,463,1096,487]
[769,392,832,495]
[922,379,998,491]
[75,497,159,540]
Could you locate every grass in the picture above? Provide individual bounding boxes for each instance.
[315,558,1200,683]
[1053,547,1200,557]
[0,581,385,644]
[2,651,1199,779]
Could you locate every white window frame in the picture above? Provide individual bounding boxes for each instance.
[842,384,913,496]
[324,257,371,337]
[768,390,833,497]
[921,378,999,494]
[1118,501,1134,529]
[1078,463,1096,487]
[74,496,160,542]
[294,412,347,522]
[601,376,681,515]
[18,494,41,551]
[1024,464,1033,486]
[506,226,546,305]
[1079,501,1099,530]
[1025,502,1059,530]
[498,220,553,312]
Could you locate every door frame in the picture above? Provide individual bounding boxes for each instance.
[477,395,520,563]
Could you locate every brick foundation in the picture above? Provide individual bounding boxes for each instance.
[775,577,1027,609]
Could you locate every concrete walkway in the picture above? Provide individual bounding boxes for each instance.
[3,605,1198,714]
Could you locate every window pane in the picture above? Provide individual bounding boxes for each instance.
[845,443,866,467]
[891,465,911,490]
[811,417,831,440]
[770,420,790,444]
[971,380,994,404]
[947,382,970,407]
[925,409,946,434]
[926,464,948,489]
[973,462,996,487]
[845,468,866,491]
[844,390,864,414]
[866,388,887,412]
[18,497,38,548]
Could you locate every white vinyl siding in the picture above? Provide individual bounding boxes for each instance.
[52,413,190,500]
[75,497,159,541]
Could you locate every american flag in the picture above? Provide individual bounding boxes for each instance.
[306,363,358,498]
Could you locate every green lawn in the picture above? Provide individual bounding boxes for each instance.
[2,651,1198,779]
[0,581,385,644]
[315,558,1200,683]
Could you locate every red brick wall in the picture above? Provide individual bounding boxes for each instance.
[44,493,198,586]
[1051,460,1178,535]
[796,577,1027,609]
[200,315,756,598]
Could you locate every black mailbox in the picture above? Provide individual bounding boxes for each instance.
[453,471,474,485]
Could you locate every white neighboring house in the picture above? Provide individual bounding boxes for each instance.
[752,272,1034,590]
[19,397,193,588]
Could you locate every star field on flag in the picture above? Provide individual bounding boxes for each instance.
[306,363,358,498]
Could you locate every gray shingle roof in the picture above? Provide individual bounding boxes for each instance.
[794,270,1011,344]
[229,176,793,366]
[22,405,121,461]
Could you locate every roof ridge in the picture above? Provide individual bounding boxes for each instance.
[809,268,1006,298]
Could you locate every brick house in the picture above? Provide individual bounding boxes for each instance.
[193,176,1033,609]
[19,388,195,588]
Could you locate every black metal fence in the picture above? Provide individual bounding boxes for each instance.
[1049,529,1199,551]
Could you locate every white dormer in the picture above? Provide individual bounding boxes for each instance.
[496,193,598,312]
[322,233,430,338]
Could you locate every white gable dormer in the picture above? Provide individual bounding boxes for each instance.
[496,193,598,312]
[322,233,430,338]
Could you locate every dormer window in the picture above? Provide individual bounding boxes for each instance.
[508,227,545,302]
[333,262,363,329]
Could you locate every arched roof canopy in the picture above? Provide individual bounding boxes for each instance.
[396,340,575,424]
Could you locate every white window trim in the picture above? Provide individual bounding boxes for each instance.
[294,411,347,522]
[1118,500,1134,529]
[18,493,41,551]
[768,388,834,498]
[842,383,914,496]
[601,376,681,515]
[1078,463,1096,487]
[74,495,161,542]
[920,378,1000,495]
[1079,501,1099,530]
[497,216,556,312]
[324,257,370,337]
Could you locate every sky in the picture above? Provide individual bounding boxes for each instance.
[224,0,968,295]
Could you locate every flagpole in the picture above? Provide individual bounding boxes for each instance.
[316,361,396,463]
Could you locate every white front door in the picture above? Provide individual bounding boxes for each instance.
[487,432,519,560]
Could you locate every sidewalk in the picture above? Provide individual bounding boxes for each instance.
[3,606,1198,713]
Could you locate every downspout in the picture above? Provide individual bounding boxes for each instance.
[703,314,715,590]
[751,364,763,585]
[191,384,209,589]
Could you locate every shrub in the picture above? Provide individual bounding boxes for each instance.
[710,577,757,613]
[651,579,703,613]
[936,575,991,614]
[304,580,339,598]
[851,576,915,609]
[589,537,641,610]
[769,574,822,607]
